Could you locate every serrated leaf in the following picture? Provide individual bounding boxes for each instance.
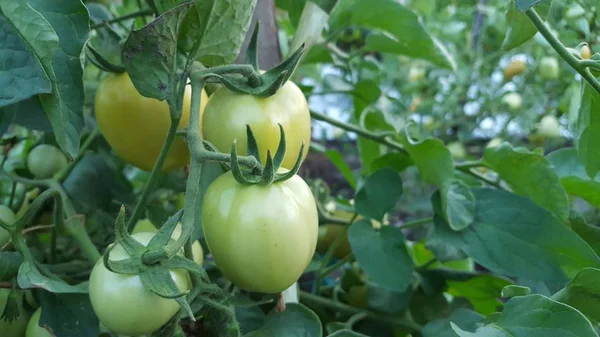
[447,275,512,315]
[244,303,322,337]
[39,292,99,337]
[502,0,552,51]
[576,83,600,179]
[484,143,569,223]
[354,168,402,222]
[178,0,258,67]
[422,308,484,337]
[123,2,193,101]
[433,188,600,282]
[552,267,600,322]
[452,294,597,337]
[0,1,52,107]
[17,261,88,293]
[348,220,414,291]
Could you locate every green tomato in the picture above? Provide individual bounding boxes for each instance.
[408,66,426,82]
[27,144,68,179]
[539,57,559,80]
[133,219,204,265]
[501,92,522,112]
[537,115,561,138]
[0,289,30,337]
[25,308,51,337]
[201,80,311,169]
[89,232,191,336]
[201,171,318,293]
[0,205,16,248]
[447,142,467,160]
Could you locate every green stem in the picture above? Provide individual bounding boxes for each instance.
[299,291,423,332]
[91,9,154,29]
[126,118,181,232]
[197,150,260,169]
[319,253,355,279]
[401,217,433,229]
[8,182,16,209]
[55,128,100,182]
[525,8,600,95]
[310,111,406,153]
[418,257,438,270]
[456,166,504,190]
[580,60,600,71]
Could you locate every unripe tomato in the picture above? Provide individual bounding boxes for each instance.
[503,60,526,80]
[89,232,191,336]
[25,308,51,337]
[0,289,30,337]
[347,285,368,309]
[447,142,467,160]
[201,171,318,293]
[501,92,522,112]
[537,115,561,138]
[316,224,351,259]
[201,80,311,169]
[486,138,503,149]
[95,72,208,172]
[27,145,68,179]
[133,219,204,265]
[0,205,16,248]
[408,66,426,82]
[539,57,560,80]
[581,45,592,59]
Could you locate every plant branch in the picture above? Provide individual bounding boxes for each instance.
[299,291,423,332]
[56,128,100,182]
[319,253,355,279]
[401,217,433,229]
[91,9,154,29]
[525,8,600,95]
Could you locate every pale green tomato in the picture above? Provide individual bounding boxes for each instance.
[539,57,559,80]
[89,232,191,336]
[0,205,16,248]
[202,171,318,293]
[0,289,30,337]
[501,92,522,112]
[133,219,204,265]
[27,144,68,179]
[537,115,561,138]
[25,308,51,337]
[447,142,467,160]
[408,66,426,82]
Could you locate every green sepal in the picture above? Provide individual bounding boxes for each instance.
[260,151,275,185]
[163,256,217,287]
[150,209,183,248]
[1,289,19,323]
[115,206,145,256]
[245,21,260,71]
[272,124,286,170]
[273,140,305,183]
[246,125,262,165]
[230,140,260,185]
[140,268,193,319]
[102,249,144,275]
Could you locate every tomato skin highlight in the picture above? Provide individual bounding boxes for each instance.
[27,144,68,179]
[95,72,208,172]
[0,289,30,337]
[201,171,318,293]
[201,80,311,169]
[25,309,51,337]
[89,232,191,336]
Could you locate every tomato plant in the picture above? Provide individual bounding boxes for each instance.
[27,145,68,179]
[0,289,30,337]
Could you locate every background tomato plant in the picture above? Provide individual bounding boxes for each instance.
[2,0,600,336]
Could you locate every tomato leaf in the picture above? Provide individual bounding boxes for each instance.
[354,168,402,221]
[546,148,600,208]
[421,308,484,337]
[123,2,193,101]
[0,252,23,281]
[451,294,597,337]
[571,217,600,256]
[244,303,322,337]
[483,143,570,223]
[348,220,414,291]
[367,284,412,314]
[39,292,99,337]
[433,188,600,282]
[501,285,531,298]
[445,181,475,231]
[409,289,450,325]
[328,330,369,337]
[576,83,600,180]
[447,275,512,315]
[368,152,413,174]
[515,0,545,11]
[324,149,357,190]
[552,267,600,322]
[17,261,88,293]
[502,0,552,51]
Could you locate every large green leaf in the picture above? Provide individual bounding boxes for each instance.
[245,303,322,337]
[348,220,414,291]
[547,148,600,208]
[571,217,600,256]
[422,309,485,337]
[328,0,454,68]
[502,0,552,51]
[39,292,99,337]
[0,0,88,158]
[447,275,512,315]
[577,83,600,179]
[354,168,403,222]
[363,33,455,69]
[433,188,600,282]
[452,294,597,337]
[552,267,600,322]
[484,143,569,223]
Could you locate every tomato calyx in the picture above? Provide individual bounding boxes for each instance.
[230,124,305,185]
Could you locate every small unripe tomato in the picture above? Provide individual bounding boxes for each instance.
[0,205,16,248]
[95,72,208,172]
[501,92,522,112]
[503,60,526,80]
[133,219,204,265]
[410,95,422,112]
[25,308,51,337]
[581,45,592,59]
[408,66,426,82]
[316,224,351,259]
[201,80,311,169]
[202,171,318,293]
[537,115,561,138]
[27,145,68,179]
[486,138,503,149]
[447,142,467,160]
[89,232,191,336]
[539,57,560,80]
[0,289,30,337]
